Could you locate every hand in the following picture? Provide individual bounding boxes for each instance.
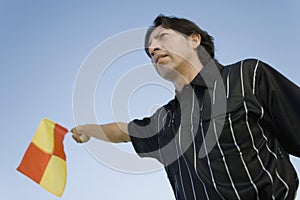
[70,126,91,143]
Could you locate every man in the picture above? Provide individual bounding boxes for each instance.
[71,15,300,199]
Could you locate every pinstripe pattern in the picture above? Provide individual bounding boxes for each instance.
[257,106,289,200]
[177,86,205,199]
[252,61,289,199]
[226,67,259,199]
[212,80,241,200]
[228,113,259,198]
[190,88,210,200]
[129,59,299,200]
[226,67,231,98]
[157,109,166,165]
[253,64,290,200]
[241,61,269,200]
[200,116,225,200]
[175,133,188,200]
[178,125,197,199]
[252,60,259,95]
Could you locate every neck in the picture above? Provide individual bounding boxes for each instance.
[173,60,203,92]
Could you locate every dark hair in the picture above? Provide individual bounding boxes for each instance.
[145,15,215,64]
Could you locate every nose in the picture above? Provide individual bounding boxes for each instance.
[149,47,160,58]
[148,39,161,58]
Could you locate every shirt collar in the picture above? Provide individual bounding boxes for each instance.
[190,60,224,88]
[175,60,224,98]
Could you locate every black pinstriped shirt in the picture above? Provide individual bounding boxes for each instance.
[128,59,300,200]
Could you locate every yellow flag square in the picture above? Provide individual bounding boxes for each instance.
[39,155,67,197]
[31,118,55,154]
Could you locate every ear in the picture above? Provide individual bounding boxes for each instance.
[189,33,201,49]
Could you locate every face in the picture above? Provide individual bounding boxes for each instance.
[147,25,199,81]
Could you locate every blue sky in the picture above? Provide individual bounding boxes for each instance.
[1,1,300,199]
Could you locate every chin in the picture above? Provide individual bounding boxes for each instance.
[157,67,177,81]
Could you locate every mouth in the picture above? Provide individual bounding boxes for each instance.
[154,54,168,65]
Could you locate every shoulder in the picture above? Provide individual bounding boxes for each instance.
[223,58,260,70]
[222,58,275,76]
[220,58,275,93]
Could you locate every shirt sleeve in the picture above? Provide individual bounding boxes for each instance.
[128,107,164,160]
[256,60,300,157]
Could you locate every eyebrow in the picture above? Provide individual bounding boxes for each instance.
[148,29,168,47]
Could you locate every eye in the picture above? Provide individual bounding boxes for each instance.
[159,32,168,39]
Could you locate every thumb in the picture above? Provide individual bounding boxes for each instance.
[70,126,90,143]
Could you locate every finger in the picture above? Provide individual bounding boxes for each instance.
[72,134,83,143]
[79,134,90,143]
[70,127,78,134]
[70,127,83,138]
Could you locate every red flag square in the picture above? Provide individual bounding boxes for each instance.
[17,143,51,184]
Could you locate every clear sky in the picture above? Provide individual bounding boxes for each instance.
[1,1,300,199]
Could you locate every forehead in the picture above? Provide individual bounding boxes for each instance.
[149,25,168,37]
[148,25,174,45]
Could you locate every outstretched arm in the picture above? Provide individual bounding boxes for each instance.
[71,122,130,143]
